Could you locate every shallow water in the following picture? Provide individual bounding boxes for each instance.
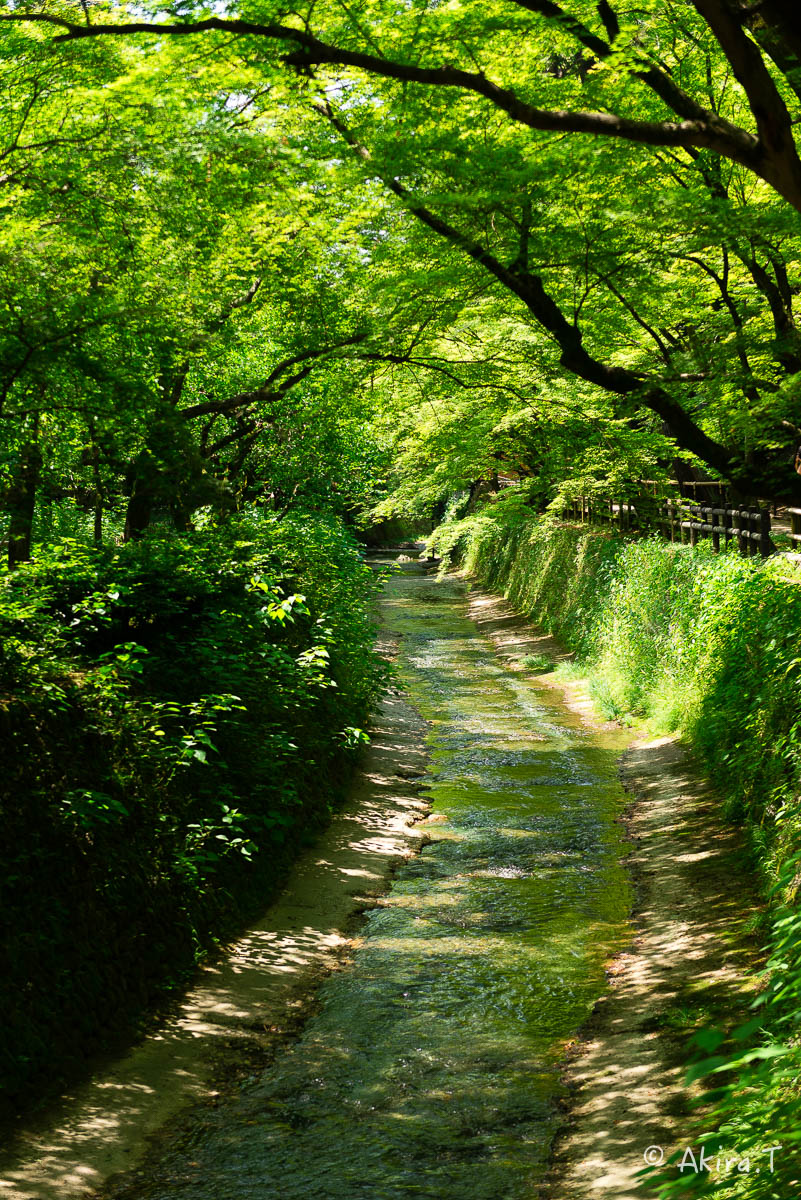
[114,563,632,1199]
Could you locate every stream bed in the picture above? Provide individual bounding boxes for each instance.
[103,561,633,1200]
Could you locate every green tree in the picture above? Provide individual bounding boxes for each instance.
[9,1,801,501]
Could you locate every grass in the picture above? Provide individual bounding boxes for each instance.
[430,508,801,1200]
[520,652,554,673]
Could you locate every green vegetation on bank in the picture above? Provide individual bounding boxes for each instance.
[3,1,801,1182]
[431,506,801,1199]
[433,508,801,875]
[0,513,382,1120]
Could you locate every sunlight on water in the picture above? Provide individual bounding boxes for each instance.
[133,563,632,1199]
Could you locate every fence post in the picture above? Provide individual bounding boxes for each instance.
[791,509,801,550]
[759,508,771,558]
[737,509,748,556]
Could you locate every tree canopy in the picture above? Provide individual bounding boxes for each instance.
[2,0,801,557]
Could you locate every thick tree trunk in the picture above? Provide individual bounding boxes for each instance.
[124,453,157,542]
[7,435,41,569]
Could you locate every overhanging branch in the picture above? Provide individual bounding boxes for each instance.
[316,97,735,477]
[0,11,776,196]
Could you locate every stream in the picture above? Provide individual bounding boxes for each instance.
[101,559,633,1200]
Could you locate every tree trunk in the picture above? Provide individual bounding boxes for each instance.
[124,453,157,541]
[86,421,104,545]
[7,431,41,569]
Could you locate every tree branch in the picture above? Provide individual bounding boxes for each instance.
[1,12,780,200]
[690,0,801,204]
[317,98,735,477]
[179,335,365,421]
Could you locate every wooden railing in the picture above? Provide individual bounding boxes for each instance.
[788,509,801,551]
[562,494,774,558]
[659,500,772,557]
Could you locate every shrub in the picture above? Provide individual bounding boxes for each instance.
[0,512,382,1116]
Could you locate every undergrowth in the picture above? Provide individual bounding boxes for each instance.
[431,506,801,1199]
[0,511,382,1119]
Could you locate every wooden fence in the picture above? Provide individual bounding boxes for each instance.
[789,508,801,552]
[659,500,772,557]
[562,494,774,558]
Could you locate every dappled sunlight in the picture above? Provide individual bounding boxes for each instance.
[91,563,633,1200]
[3,565,757,1200]
[0,606,431,1200]
[537,731,763,1198]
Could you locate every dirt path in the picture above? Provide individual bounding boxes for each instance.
[0,653,431,1200]
[466,585,763,1199]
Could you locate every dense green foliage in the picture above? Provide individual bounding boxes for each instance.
[0,515,381,1116]
[433,509,801,871]
[3,1,801,549]
[2,0,801,1179]
[432,507,801,1198]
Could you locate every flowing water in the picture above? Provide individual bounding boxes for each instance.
[109,561,632,1200]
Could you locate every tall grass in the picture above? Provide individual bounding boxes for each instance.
[432,509,801,1200]
[433,510,801,877]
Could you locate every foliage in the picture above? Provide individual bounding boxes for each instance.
[3,0,801,1162]
[650,852,801,1200]
[434,510,801,873]
[433,507,801,1198]
[4,1,801,561]
[6,0,801,507]
[0,515,382,1115]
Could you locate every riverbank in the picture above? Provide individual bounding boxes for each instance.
[464,584,763,1198]
[79,561,634,1199]
[432,511,801,885]
[1,562,765,1200]
[0,516,384,1118]
[432,510,800,1196]
[0,628,431,1200]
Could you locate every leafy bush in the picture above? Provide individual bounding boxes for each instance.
[0,513,382,1116]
